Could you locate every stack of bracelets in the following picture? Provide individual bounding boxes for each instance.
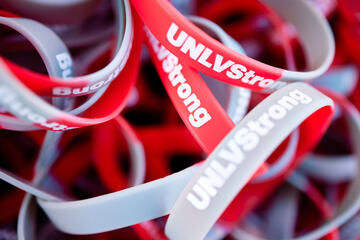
[0,0,359,239]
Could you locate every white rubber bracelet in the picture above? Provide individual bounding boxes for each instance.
[232,91,360,240]
[165,82,334,240]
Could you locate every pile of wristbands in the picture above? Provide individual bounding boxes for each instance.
[1,0,360,239]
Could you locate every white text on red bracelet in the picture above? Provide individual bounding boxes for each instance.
[167,23,275,89]
[146,27,212,128]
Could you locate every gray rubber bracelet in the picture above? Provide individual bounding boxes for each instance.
[165,82,334,240]
[17,116,146,240]
[35,165,198,234]
[300,154,356,183]
[2,0,131,99]
[0,0,129,131]
[231,91,360,240]
[266,186,299,240]
[16,24,76,240]
[340,214,360,240]
[0,16,73,80]
[0,15,73,130]
[262,0,335,85]
[0,15,74,195]
[0,2,124,129]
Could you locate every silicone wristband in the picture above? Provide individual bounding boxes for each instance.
[0,1,141,131]
[0,16,74,79]
[131,0,334,91]
[18,116,146,240]
[0,12,75,130]
[300,154,356,183]
[0,13,76,199]
[165,82,334,240]
[0,3,141,195]
[232,89,360,240]
[37,165,198,234]
[268,186,300,240]
[3,0,132,98]
[16,38,76,240]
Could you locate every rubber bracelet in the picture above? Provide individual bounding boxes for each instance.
[165,82,334,240]
[131,0,334,92]
[0,16,76,198]
[0,12,75,130]
[17,116,146,240]
[232,89,360,240]
[16,40,76,240]
[0,8,75,199]
[0,0,128,129]
[0,4,140,131]
[300,154,356,183]
[0,9,140,197]
[0,15,74,79]
[3,0,132,97]
[266,186,300,239]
